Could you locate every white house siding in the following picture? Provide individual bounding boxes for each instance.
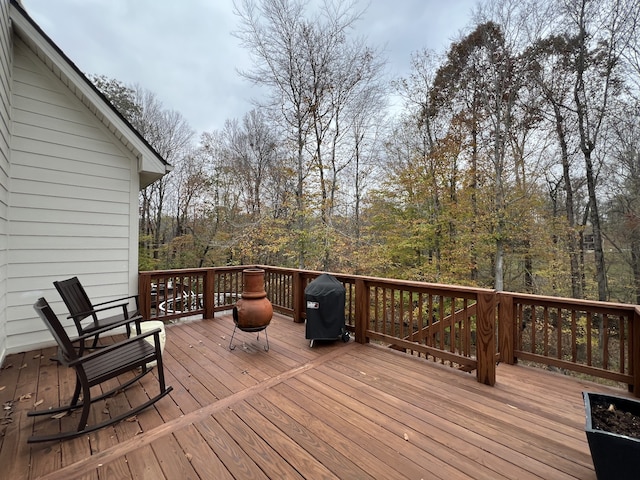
[0,0,12,364]
[5,37,139,353]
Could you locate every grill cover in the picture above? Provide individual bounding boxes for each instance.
[305,274,346,340]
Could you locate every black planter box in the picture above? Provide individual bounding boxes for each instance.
[583,391,640,480]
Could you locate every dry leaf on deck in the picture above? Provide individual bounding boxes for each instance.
[0,386,5,392]
[185,453,193,462]
[51,412,68,419]
[125,416,137,422]
[34,399,44,407]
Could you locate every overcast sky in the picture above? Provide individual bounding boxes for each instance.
[22,0,478,137]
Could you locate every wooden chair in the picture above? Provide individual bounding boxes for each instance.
[54,276,142,351]
[28,298,173,443]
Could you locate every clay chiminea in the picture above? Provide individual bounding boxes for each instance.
[233,268,273,329]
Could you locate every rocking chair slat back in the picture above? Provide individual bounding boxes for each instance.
[54,276,93,322]
[34,297,78,362]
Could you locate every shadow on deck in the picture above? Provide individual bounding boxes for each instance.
[0,312,626,479]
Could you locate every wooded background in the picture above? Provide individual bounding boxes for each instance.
[93,0,640,304]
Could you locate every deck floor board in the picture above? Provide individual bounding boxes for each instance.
[0,312,626,479]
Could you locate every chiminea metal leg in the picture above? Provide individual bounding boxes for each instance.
[258,328,269,351]
[229,324,238,350]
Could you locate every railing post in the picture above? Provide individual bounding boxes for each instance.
[498,292,515,365]
[633,307,640,397]
[204,268,215,320]
[354,278,369,344]
[138,273,151,321]
[476,291,496,386]
[292,271,304,323]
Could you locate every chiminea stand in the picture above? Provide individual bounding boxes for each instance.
[229,318,269,351]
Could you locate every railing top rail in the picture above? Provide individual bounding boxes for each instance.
[501,290,638,312]
[139,266,255,276]
[255,265,495,297]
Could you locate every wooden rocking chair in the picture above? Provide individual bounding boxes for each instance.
[28,298,173,443]
[54,276,142,351]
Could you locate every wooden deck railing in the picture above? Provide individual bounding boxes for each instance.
[498,292,640,391]
[138,266,640,395]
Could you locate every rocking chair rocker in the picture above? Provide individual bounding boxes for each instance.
[28,298,173,443]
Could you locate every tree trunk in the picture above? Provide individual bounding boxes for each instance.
[632,240,640,305]
[550,101,583,299]
[584,150,608,301]
[296,124,306,270]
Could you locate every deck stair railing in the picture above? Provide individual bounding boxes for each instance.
[138,266,640,395]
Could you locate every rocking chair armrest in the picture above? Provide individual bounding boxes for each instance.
[68,327,162,367]
[91,294,139,309]
[74,315,143,340]
[67,301,134,320]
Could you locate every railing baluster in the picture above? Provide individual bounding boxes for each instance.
[531,306,537,354]
[603,314,609,371]
[427,294,433,350]
[556,307,562,360]
[587,311,592,367]
[617,315,627,373]
[571,310,577,363]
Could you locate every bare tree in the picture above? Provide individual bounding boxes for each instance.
[170,150,212,238]
[605,99,640,303]
[233,0,314,268]
[560,0,640,301]
[394,49,450,276]
[89,76,195,264]
[348,81,387,258]
[233,0,384,270]
[130,86,194,259]
[218,110,278,217]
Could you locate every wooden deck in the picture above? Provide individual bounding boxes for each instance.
[0,312,627,479]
